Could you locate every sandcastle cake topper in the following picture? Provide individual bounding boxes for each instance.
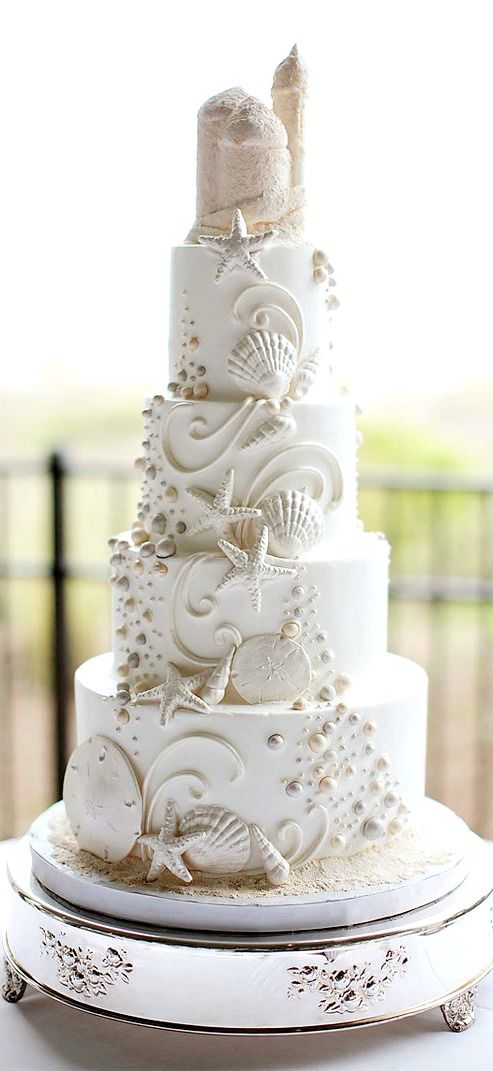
[187,44,308,240]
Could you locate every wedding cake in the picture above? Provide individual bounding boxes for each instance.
[61,47,429,893]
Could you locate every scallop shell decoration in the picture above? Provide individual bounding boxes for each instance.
[179,805,251,873]
[228,330,297,399]
[259,490,324,558]
[63,735,142,862]
[288,349,321,400]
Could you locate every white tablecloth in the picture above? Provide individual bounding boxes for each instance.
[2,840,493,1070]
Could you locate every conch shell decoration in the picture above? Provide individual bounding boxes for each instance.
[201,646,235,705]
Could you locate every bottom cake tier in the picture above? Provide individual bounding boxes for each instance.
[67,652,427,878]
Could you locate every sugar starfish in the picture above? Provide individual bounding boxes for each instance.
[134,663,212,726]
[138,801,207,883]
[198,208,276,283]
[216,525,296,612]
[186,468,261,537]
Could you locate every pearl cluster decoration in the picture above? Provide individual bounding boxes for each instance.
[132,396,189,552]
[167,289,210,400]
[279,682,407,853]
[312,249,339,314]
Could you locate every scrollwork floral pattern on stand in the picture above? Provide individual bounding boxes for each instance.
[287,946,409,1015]
[40,929,133,998]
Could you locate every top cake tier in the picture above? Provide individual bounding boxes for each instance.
[168,239,336,404]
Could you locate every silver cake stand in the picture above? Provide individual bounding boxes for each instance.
[3,834,493,1035]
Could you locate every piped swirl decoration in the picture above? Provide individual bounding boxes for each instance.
[170,552,243,666]
[142,733,245,831]
[233,283,304,357]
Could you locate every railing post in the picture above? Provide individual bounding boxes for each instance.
[49,450,68,799]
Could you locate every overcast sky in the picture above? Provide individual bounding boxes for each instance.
[1,0,492,406]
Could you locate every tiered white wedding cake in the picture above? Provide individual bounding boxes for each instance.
[61,47,430,892]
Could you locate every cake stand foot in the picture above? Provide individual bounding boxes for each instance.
[2,957,27,1004]
[440,987,477,1032]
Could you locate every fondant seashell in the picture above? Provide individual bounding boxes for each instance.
[289,349,321,400]
[250,823,290,886]
[241,413,295,451]
[179,806,251,873]
[63,736,142,862]
[259,490,324,557]
[228,330,297,399]
[231,633,311,703]
[201,646,236,705]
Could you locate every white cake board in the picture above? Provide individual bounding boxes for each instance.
[29,799,473,932]
[3,833,493,1034]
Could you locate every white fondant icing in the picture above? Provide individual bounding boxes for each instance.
[168,244,330,402]
[134,394,356,552]
[74,652,428,868]
[110,532,390,691]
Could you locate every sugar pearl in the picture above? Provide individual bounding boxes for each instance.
[151,513,167,534]
[117,663,129,678]
[330,833,346,850]
[319,776,338,795]
[384,790,400,808]
[116,709,130,726]
[128,652,140,668]
[286,780,304,797]
[388,818,403,835]
[363,720,377,736]
[268,733,284,750]
[313,249,329,267]
[292,697,309,710]
[323,720,337,735]
[320,684,336,702]
[156,539,176,558]
[165,486,178,502]
[153,561,168,575]
[116,576,129,591]
[370,779,384,795]
[136,633,147,645]
[140,542,156,557]
[362,818,385,841]
[335,674,351,693]
[132,527,149,545]
[193,383,209,399]
[309,733,328,754]
[353,799,366,816]
[313,266,329,284]
[376,753,391,772]
[282,620,300,639]
[344,764,356,778]
[188,336,200,350]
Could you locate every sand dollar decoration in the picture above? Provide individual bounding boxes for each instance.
[63,735,142,862]
[231,633,311,703]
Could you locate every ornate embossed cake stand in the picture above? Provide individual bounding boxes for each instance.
[3,833,493,1035]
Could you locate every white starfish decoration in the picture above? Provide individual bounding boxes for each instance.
[134,663,212,726]
[186,468,262,537]
[198,208,276,283]
[138,801,208,883]
[216,525,296,612]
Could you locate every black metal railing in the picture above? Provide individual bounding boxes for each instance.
[1,452,492,838]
